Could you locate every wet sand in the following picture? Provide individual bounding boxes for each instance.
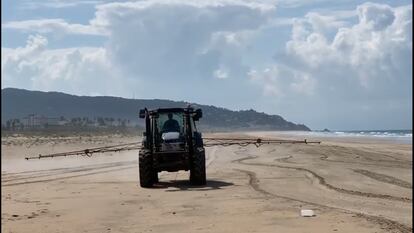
[2,132,412,233]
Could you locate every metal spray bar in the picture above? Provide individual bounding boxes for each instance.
[203,137,321,147]
[25,142,142,160]
[25,137,321,160]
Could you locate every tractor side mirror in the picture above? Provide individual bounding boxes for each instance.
[193,109,202,121]
[139,109,146,118]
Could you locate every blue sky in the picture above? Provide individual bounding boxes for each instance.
[2,0,412,130]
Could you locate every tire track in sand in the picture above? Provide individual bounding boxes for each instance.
[2,161,137,183]
[2,160,136,176]
[310,146,412,169]
[353,169,412,189]
[235,168,412,233]
[206,147,218,168]
[233,154,411,203]
[2,164,136,187]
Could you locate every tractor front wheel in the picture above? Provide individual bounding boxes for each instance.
[190,148,206,185]
[139,150,154,188]
[153,171,159,183]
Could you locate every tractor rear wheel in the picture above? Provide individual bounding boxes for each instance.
[190,148,206,185]
[153,171,159,183]
[139,150,154,188]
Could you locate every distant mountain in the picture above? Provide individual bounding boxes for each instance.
[1,88,310,131]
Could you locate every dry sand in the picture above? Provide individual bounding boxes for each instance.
[1,132,412,233]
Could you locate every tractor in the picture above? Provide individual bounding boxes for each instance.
[24,107,320,188]
[138,107,206,187]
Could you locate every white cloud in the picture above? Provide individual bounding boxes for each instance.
[214,69,229,79]
[250,2,412,129]
[2,18,108,36]
[2,0,277,99]
[248,64,316,98]
[257,2,412,97]
[19,0,105,9]
[91,0,276,82]
[3,0,275,85]
[357,2,395,30]
[1,34,127,96]
[305,12,349,33]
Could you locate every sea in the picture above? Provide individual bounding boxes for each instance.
[302,129,412,144]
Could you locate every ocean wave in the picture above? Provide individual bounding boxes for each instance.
[318,130,412,138]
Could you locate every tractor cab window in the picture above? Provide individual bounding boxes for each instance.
[157,112,184,134]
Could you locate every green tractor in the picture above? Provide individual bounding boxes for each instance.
[138,107,206,188]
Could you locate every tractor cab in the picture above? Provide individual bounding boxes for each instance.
[154,110,187,152]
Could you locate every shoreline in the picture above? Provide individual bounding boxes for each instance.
[200,130,413,145]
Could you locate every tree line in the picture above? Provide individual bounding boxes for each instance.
[2,116,136,131]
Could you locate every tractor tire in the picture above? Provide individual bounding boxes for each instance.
[153,171,159,183]
[190,147,206,185]
[139,150,154,188]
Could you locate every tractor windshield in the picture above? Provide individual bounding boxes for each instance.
[157,112,184,134]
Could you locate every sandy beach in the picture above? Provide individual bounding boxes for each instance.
[1,132,412,233]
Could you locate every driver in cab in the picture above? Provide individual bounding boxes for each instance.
[162,113,180,133]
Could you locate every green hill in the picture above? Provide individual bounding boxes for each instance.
[1,88,310,131]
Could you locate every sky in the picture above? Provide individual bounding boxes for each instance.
[1,0,412,131]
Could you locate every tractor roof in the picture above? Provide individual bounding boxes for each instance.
[149,107,194,114]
